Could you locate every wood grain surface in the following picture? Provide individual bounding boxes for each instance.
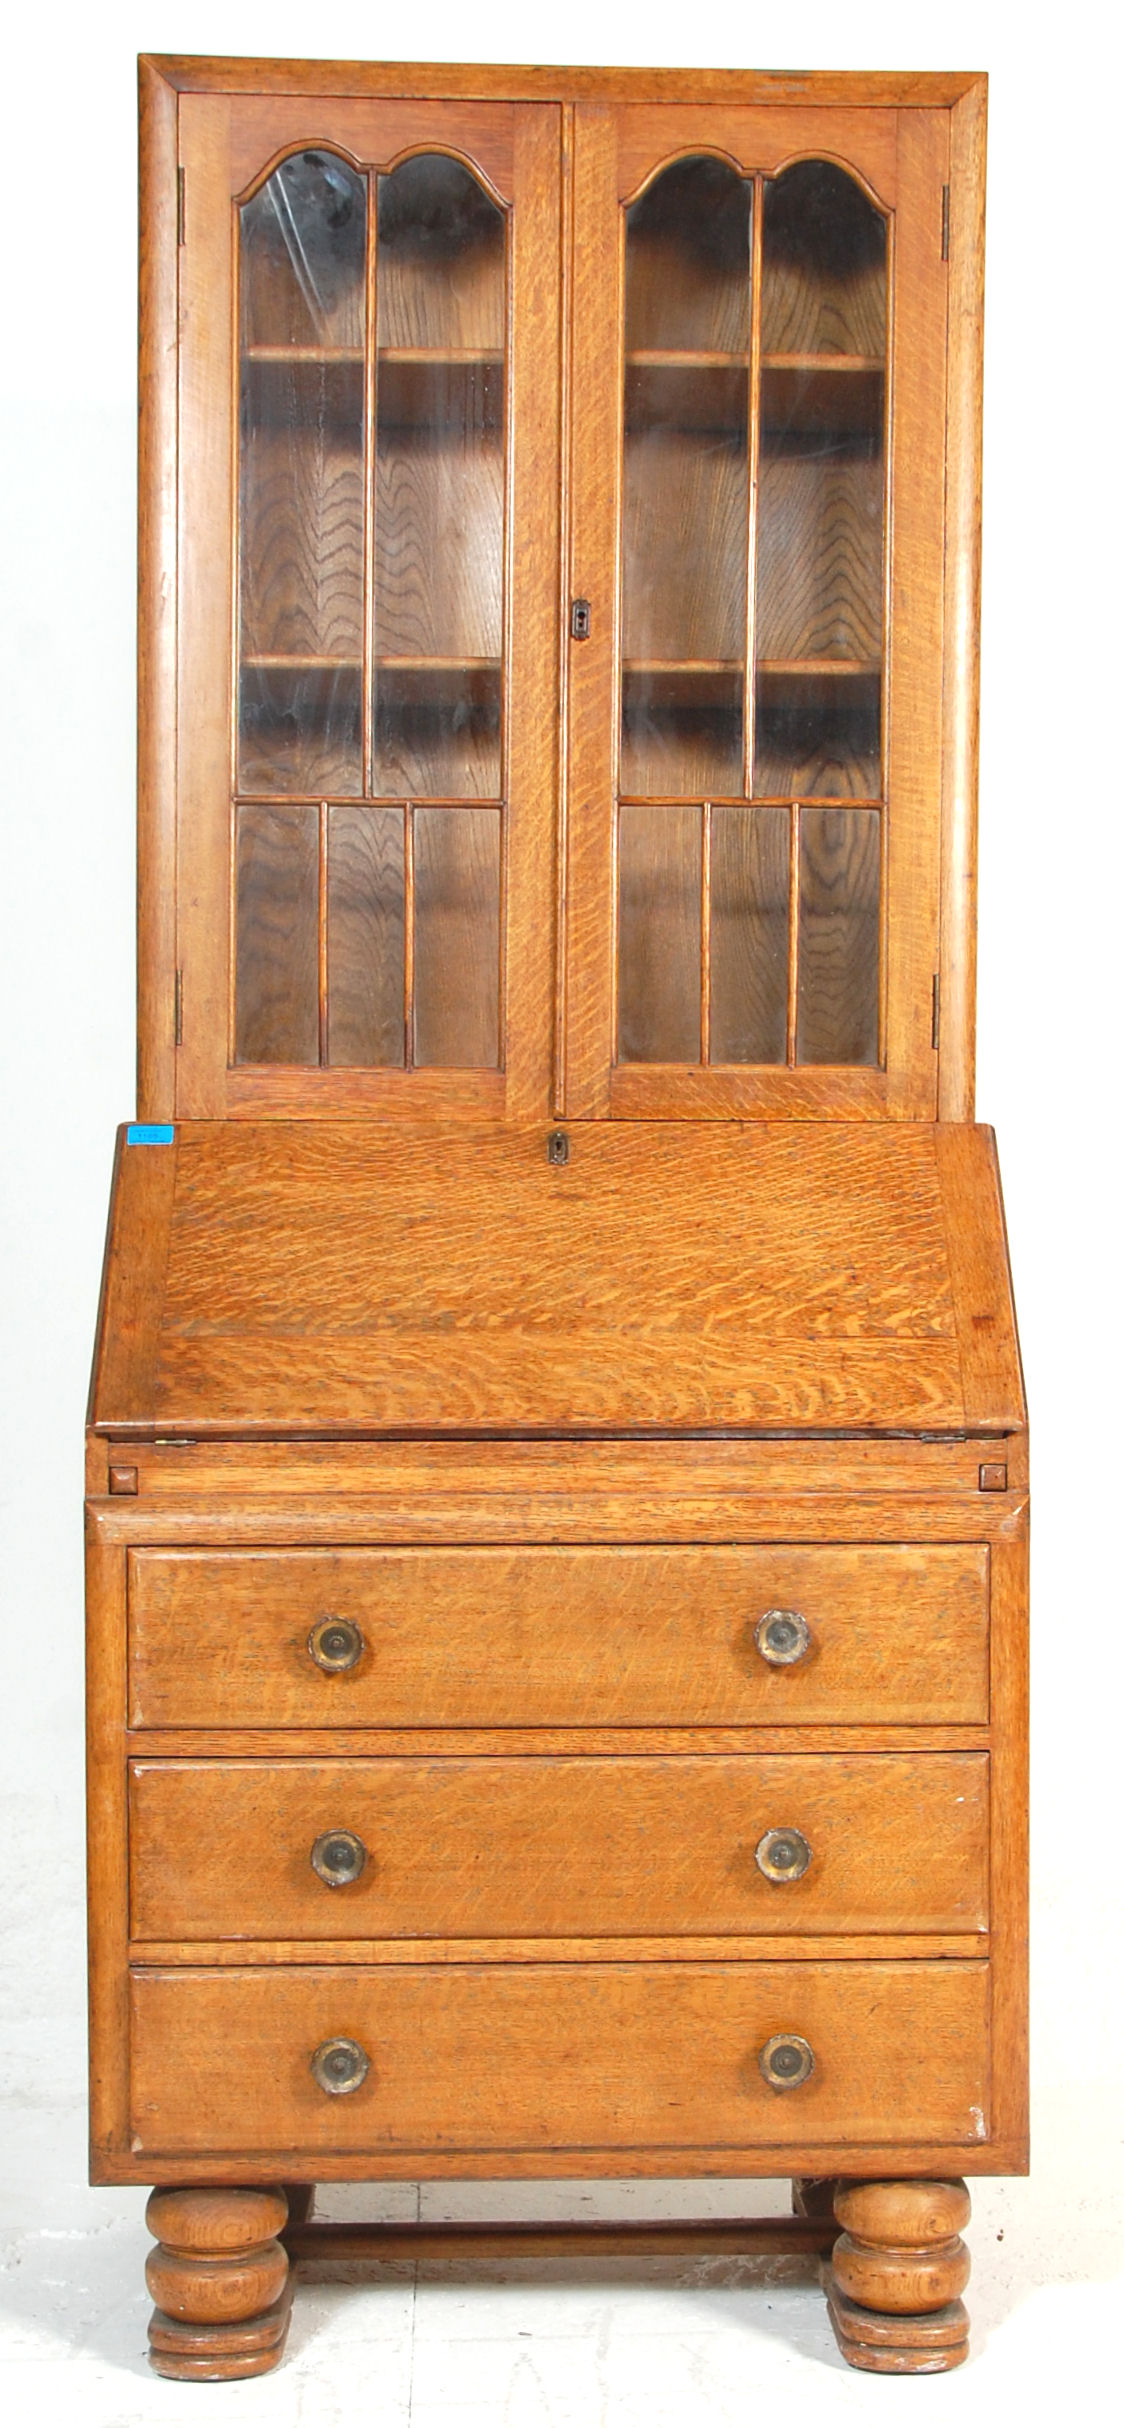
[128,1750,988,1941]
[128,1958,990,2157]
[110,68,1019,2256]
[755,450,882,665]
[87,1121,1026,1437]
[127,1542,989,1730]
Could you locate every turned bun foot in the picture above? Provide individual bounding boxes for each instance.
[827,2179,971,2375]
[145,2186,292,2381]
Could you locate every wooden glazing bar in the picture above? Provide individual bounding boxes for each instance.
[701,802,712,1064]
[284,2216,837,2265]
[244,344,365,362]
[939,81,986,1119]
[137,57,179,1119]
[403,802,415,1069]
[362,169,377,799]
[618,797,884,812]
[553,105,575,1116]
[877,193,893,1074]
[317,802,329,1066]
[786,802,800,1064]
[744,174,764,799]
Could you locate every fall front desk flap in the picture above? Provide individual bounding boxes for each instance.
[89,1122,1023,1439]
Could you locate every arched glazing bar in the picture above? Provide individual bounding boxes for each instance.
[233,148,506,1072]
[617,153,887,1071]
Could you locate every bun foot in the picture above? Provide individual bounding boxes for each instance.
[828,2179,971,2375]
[145,2187,292,2381]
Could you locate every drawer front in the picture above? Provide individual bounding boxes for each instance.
[130,1752,989,1942]
[128,1959,990,2156]
[128,1544,989,1727]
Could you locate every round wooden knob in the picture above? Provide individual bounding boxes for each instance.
[310,1828,368,1888]
[307,1615,364,1672]
[758,2032,815,2089]
[755,1826,812,1883]
[754,1609,811,1666]
[310,2037,370,2095]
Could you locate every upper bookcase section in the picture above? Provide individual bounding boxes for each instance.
[138,61,986,1126]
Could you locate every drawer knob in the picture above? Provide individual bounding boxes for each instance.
[754,1608,811,1666]
[310,1828,368,1888]
[310,2037,370,2096]
[755,1826,812,1883]
[307,1615,364,1673]
[759,2032,815,2090]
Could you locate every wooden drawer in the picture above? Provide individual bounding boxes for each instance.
[128,1544,989,1727]
[129,1752,989,1942]
[128,1959,990,2157]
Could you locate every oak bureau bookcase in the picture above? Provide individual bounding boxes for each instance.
[86,55,1026,2381]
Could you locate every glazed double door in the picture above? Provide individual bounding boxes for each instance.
[174,93,950,1121]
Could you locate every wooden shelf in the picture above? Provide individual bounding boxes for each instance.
[761,353,883,372]
[617,793,885,810]
[242,656,502,675]
[758,659,880,679]
[378,347,503,365]
[626,350,749,369]
[242,655,361,673]
[243,346,364,364]
[376,656,500,674]
[624,659,741,678]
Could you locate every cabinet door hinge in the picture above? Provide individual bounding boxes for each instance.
[177,166,186,246]
[931,972,941,1051]
[941,184,950,261]
[174,969,183,1046]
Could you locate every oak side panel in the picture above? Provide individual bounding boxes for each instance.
[174,93,234,1117]
[934,1125,1025,1429]
[938,79,987,1121]
[137,58,179,1122]
[87,1131,176,1433]
[86,1523,130,2166]
[987,1516,1029,2160]
[882,108,948,1116]
[502,104,562,1121]
[562,103,619,1116]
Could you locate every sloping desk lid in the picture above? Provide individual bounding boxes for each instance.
[90,1122,1025,1440]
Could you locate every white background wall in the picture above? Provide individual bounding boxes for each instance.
[0,0,1121,2397]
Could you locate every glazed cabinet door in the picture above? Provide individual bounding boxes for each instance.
[174,96,561,1117]
[563,103,949,1119]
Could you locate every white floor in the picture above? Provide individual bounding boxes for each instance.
[3,2079,1122,2425]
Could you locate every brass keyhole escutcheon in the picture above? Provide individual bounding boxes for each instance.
[310,2037,370,2095]
[754,1609,812,1666]
[310,1829,368,1887]
[755,1826,812,1884]
[758,2032,815,2090]
[307,1615,364,1673]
